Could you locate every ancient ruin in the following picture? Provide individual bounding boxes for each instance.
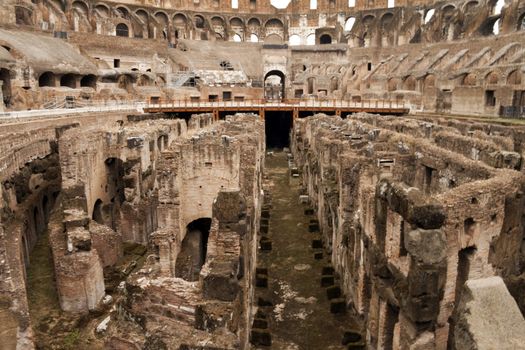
[1,0,525,349]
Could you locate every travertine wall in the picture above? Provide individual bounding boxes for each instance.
[291,113,525,349]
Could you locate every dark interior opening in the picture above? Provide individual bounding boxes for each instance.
[60,74,77,88]
[0,68,11,106]
[38,72,55,87]
[320,34,332,44]
[80,74,97,88]
[175,218,212,281]
[265,110,292,149]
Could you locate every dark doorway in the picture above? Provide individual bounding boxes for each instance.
[175,218,212,281]
[320,34,332,44]
[265,111,292,149]
[264,70,285,100]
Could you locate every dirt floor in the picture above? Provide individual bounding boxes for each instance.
[255,151,362,349]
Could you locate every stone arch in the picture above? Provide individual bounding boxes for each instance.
[518,13,525,31]
[307,77,315,94]
[442,4,456,18]
[403,76,416,91]
[387,77,400,91]
[175,218,212,281]
[60,74,77,88]
[80,74,97,88]
[362,14,375,27]
[462,73,477,86]
[15,6,33,26]
[330,76,339,92]
[94,3,110,18]
[38,72,56,87]
[508,70,522,85]
[306,33,315,45]
[115,5,131,19]
[137,74,153,86]
[380,12,394,28]
[230,17,244,28]
[135,9,149,23]
[173,13,187,39]
[116,23,129,37]
[72,0,89,15]
[194,14,206,29]
[485,71,499,85]
[0,68,12,106]
[289,34,301,45]
[464,0,479,13]
[320,34,332,44]
[265,18,284,40]
[264,70,285,100]
[344,17,356,31]
[423,74,436,89]
[248,17,261,28]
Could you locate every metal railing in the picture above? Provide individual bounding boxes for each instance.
[145,98,408,110]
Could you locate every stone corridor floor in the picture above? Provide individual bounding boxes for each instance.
[255,151,361,349]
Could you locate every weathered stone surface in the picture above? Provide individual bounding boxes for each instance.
[455,277,525,350]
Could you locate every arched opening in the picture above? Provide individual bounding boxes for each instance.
[175,218,212,281]
[387,78,399,91]
[80,74,96,88]
[442,5,455,19]
[344,17,356,31]
[492,0,505,15]
[493,18,501,35]
[264,70,285,100]
[320,34,332,44]
[116,23,129,37]
[424,74,435,89]
[137,74,153,86]
[92,199,104,224]
[485,71,499,85]
[15,6,33,26]
[232,34,242,42]
[289,34,301,46]
[118,74,134,92]
[270,0,291,9]
[403,76,416,91]
[465,1,478,13]
[462,73,477,86]
[39,72,56,87]
[250,33,259,42]
[265,18,284,40]
[306,34,315,45]
[60,74,77,88]
[194,15,205,29]
[307,77,315,94]
[519,13,525,31]
[424,9,435,24]
[508,70,522,85]
[0,69,11,106]
[330,76,338,93]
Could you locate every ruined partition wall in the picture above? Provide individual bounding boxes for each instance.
[291,113,525,349]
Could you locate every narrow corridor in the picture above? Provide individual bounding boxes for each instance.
[253,151,362,349]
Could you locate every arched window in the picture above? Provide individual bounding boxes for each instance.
[289,34,301,46]
[232,34,242,42]
[306,34,315,45]
[344,17,356,31]
[116,23,129,37]
[60,74,77,88]
[250,33,259,42]
[39,72,55,87]
[508,70,522,85]
[320,34,332,44]
[80,75,97,88]
[493,0,504,15]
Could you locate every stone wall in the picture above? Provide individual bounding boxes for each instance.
[291,113,525,349]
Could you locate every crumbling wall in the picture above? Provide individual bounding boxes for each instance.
[292,113,525,349]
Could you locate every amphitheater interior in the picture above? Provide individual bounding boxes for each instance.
[1,0,525,349]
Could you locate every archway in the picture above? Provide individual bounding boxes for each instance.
[39,72,56,87]
[264,70,285,100]
[175,218,212,281]
[116,23,129,37]
[320,34,332,44]
[80,74,97,88]
[60,74,77,88]
[0,69,11,106]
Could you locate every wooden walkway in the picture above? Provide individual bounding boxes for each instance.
[144,99,410,119]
